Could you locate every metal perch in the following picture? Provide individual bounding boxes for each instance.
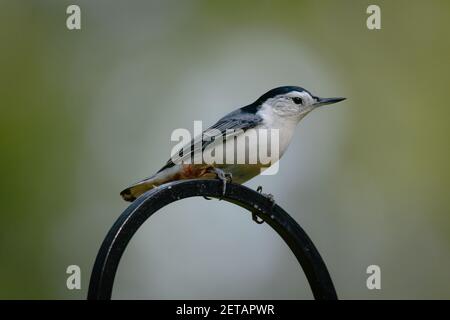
[87,179,338,300]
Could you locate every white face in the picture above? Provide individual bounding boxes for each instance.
[264,90,317,118]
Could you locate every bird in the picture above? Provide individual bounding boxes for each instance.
[120,86,345,202]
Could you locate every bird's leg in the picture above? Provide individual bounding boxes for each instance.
[208,167,232,197]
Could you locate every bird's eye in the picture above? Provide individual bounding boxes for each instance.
[292,97,303,105]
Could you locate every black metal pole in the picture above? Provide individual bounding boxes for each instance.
[88,179,338,300]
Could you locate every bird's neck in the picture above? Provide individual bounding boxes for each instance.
[257,104,304,157]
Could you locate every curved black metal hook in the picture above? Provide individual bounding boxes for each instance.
[87,179,338,300]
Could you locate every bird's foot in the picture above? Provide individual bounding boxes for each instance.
[209,167,232,198]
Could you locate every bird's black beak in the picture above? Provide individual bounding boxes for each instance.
[314,96,346,107]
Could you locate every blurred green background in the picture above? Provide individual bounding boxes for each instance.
[1,0,449,299]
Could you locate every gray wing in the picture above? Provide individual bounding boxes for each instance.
[157,108,263,172]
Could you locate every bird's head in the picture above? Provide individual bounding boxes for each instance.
[256,86,346,119]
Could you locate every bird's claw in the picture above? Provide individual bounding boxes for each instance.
[211,168,232,199]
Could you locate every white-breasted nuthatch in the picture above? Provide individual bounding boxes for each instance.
[120,86,345,201]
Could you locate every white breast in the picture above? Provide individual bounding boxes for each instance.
[201,105,302,184]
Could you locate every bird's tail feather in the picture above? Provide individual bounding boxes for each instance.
[120,176,158,202]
